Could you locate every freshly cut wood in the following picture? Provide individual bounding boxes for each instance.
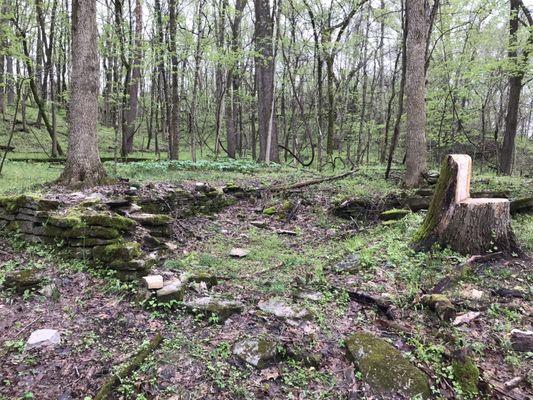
[414,154,518,255]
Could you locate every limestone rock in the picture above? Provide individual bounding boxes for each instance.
[294,290,324,302]
[181,272,218,287]
[345,332,431,399]
[92,242,142,264]
[156,282,184,303]
[26,329,61,350]
[510,329,533,352]
[142,275,164,290]
[421,294,455,321]
[3,269,43,293]
[130,213,173,227]
[258,298,311,320]
[39,283,60,301]
[230,248,249,258]
[333,254,360,274]
[233,338,278,369]
[183,296,243,320]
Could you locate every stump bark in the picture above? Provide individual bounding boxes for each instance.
[414,154,518,255]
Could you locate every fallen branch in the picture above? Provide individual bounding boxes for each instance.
[94,333,163,400]
[264,169,358,193]
[331,285,398,320]
[430,252,503,294]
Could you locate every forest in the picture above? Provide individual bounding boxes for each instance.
[0,0,532,398]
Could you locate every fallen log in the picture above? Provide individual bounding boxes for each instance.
[94,333,163,400]
[265,169,358,193]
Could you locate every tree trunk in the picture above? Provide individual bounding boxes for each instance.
[414,154,517,255]
[254,0,278,163]
[58,0,106,187]
[122,0,142,155]
[404,0,428,187]
[168,0,180,160]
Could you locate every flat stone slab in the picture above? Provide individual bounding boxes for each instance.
[333,254,360,274]
[142,275,164,290]
[156,282,184,303]
[346,332,431,399]
[183,296,244,320]
[233,338,277,369]
[26,329,61,350]
[258,297,311,320]
[230,248,249,258]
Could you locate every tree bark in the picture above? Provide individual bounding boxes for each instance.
[404,0,428,187]
[58,0,106,187]
[254,0,278,163]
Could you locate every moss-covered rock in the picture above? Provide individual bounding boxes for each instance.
[0,195,28,213]
[2,269,43,293]
[379,208,411,221]
[81,213,136,231]
[181,272,218,287]
[64,226,121,239]
[232,338,278,369]
[345,332,431,399]
[184,296,244,321]
[452,357,479,396]
[45,214,83,229]
[92,242,142,263]
[130,213,173,227]
[421,294,456,321]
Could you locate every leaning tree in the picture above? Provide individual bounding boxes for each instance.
[57,0,107,187]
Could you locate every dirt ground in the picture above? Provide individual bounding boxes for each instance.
[0,179,531,400]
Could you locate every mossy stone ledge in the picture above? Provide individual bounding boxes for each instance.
[345,332,431,399]
[92,242,142,264]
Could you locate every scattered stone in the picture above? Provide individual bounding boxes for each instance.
[233,338,278,368]
[258,297,311,320]
[250,220,268,228]
[39,283,60,301]
[294,290,324,302]
[460,288,484,300]
[230,248,249,258]
[510,329,533,352]
[156,282,184,303]
[2,269,43,293]
[379,209,410,221]
[345,332,431,399]
[333,254,360,274]
[452,311,481,326]
[425,171,440,184]
[181,272,218,287]
[164,242,178,251]
[421,294,455,321]
[183,296,244,320]
[26,329,61,350]
[142,275,164,290]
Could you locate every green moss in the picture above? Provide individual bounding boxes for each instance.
[92,241,142,263]
[346,332,431,399]
[0,195,28,213]
[380,208,410,221]
[452,357,479,396]
[63,226,121,239]
[3,269,43,293]
[263,206,277,216]
[82,213,136,231]
[45,214,83,229]
[413,156,454,243]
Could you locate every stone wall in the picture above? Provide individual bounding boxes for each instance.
[0,183,235,279]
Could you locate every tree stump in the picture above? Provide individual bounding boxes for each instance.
[414,154,518,255]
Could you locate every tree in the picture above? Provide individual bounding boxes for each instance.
[254,0,278,163]
[58,0,106,187]
[500,0,533,175]
[404,0,428,187]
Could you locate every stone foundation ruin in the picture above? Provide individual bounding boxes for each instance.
[0,182,235,279]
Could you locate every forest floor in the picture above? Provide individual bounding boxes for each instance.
[0,163,531,400]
